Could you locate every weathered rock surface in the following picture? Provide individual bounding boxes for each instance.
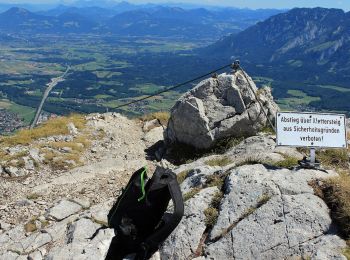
[165,71,279,149]
[160,163,347,259]
[143,126,164,146]
[160,187,219,260]
[143,119,162,132]
[48,200,82,221]
[0,198,114,260]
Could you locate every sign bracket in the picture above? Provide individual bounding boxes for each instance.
[298,147,321,169]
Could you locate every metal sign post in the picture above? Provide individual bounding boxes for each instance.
[298,147,321,169]
[276,112,347,169]
[310,148,316,165]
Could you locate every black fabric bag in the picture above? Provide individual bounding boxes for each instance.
[106,166,184,260]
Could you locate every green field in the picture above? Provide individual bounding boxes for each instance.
[317,85,350,92]
[1,33,350,124]
[276,90,321,111]
[0,99,36,124]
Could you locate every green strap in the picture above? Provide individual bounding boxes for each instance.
[138,166,147,202]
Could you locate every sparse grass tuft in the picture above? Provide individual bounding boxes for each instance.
[235,156,264,167]
[0,150,28,164]
[211,137,244,154]
[272,156,299,169]
[206,175,225,189]
[183,187,201,202]
[74,135,91,148]
[318,149,349,169]
[0,114,86,146]
[260,125,275,134]
[311,175,350,239]
[257,193,271,208]
[27,193,40,200]
[205,157,233,167]
[204,207,219,228]
[211,191,224,209]
[204,191,224,229]
[24,220,37,233]
[42,148,82,171]
[177,170,190,185]
[242,207,256,217]
[40,219,49,228]
[343,246,350,260]
[141,111,170,126]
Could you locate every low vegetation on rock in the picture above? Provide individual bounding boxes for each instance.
[205,157,233,167]
[140,111,170,126]
[0,114,86,146]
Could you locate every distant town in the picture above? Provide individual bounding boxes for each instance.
[0,109,52,134]
[0,109,25,133]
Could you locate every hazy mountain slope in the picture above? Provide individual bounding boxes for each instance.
[108,7,285,38]
[0,7,99,33]
[38,5,119,21]
[204,8,350,85]
[0,5,284,39]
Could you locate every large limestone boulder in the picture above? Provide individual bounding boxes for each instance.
[165,71,279,149]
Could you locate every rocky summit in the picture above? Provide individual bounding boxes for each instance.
[165,70,279,149]
[0,76,349,260]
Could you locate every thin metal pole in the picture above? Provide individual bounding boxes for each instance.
[239,66,276,133]
[310,148,316,165]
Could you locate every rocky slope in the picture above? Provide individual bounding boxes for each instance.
[1,127,348,259]
[0,73,349,259]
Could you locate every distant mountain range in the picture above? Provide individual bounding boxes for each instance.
[0,6,284,39]
[204,7,350,85]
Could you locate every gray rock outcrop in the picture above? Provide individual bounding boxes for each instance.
[160,163,347,259]
[165,71,279,149]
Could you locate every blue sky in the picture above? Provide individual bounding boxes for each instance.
[0,0,349,10]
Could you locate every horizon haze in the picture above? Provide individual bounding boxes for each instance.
[0,0,349,11]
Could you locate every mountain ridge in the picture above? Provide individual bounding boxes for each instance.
[0,6,284,37]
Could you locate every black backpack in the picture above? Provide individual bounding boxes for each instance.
[106,166,184,260]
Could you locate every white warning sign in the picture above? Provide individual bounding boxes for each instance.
[276,112,347,148]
